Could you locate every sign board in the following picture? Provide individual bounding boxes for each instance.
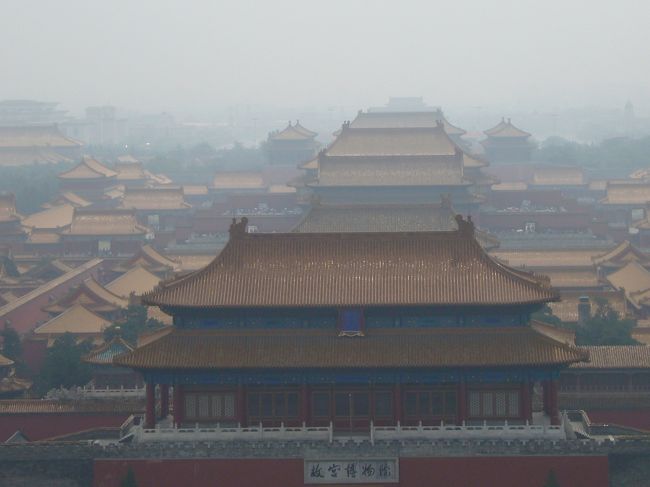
[304,459,398,484]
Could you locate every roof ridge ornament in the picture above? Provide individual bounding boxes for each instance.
[229,217,249,238]
[455,214,475,236]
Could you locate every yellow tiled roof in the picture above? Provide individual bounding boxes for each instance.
[58,156,117,180]
[116,326,586,370]
[120,188,190,211]
[34,304,111,335]
[105,266,161,298]
[532,166,585,186]
[144,221,557,309]
[212,172,266,190]
[64,209,149,236]
[22,204,74,230]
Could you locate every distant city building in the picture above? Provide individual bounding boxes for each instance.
[0,100,68,126]
[60,106,128,146]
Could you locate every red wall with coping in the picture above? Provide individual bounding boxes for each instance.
[94,455,609,487]
[587,409,650,431]
[0,413,130,442]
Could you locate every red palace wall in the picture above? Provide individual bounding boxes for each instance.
[0,260,104,336]
[94,455,609,487]
[587,409,650,431]
[0,413,130,442]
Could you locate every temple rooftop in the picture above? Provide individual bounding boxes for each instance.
[143,217,556,309]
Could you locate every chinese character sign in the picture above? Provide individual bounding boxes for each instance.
[305,459,398,484]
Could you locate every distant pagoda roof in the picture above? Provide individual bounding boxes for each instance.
[62,209,149,236]
[310,124,467,187]
[58,156,117,180]
[115,326,586,371]
[119,187,191,211]
[484,118,531,138]
[83,336,134,365]
[0,125,82,149]
[114,161,147,181]
[269,121,317,141]
[327,125,457,157]
[349,110,466,136]
[143,217,557,310]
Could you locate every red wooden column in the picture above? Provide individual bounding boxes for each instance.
[549,379,560,425]
[457,378,467,424]
[172,385,183,427]
[521,381,532,422]
[237,384,246,427]
[301,383,310,426]
[393,384,402,425]
[145,382,155,429]
[160,384,169,419]
[541,380,550,416]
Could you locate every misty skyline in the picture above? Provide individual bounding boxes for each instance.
[2,0,649,117]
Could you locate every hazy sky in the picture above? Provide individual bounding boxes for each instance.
[2,0,649,116]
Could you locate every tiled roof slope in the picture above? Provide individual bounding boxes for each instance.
[326,126,458,157]
[315,158,464,186]
[58,156,117,180]
[115,326,586,370]
[349,111,466,136]
[0,399,144,414]
[293,204,457,233]
[105,266,161,298]
[64,209,149,236]
[34,304,111,335]
[571,346,650,369]
[120,187,190,211]
[0,126,81,148]
[83,336,134,365]
[606,261,650,309]
[143,217,557,309]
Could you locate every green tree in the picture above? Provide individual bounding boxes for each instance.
[575,298,639,346]
[33,333,93,395]
[120,467,138,487]
[531,304,565,327]
[543,470,561,487]
[103,304,165,345]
